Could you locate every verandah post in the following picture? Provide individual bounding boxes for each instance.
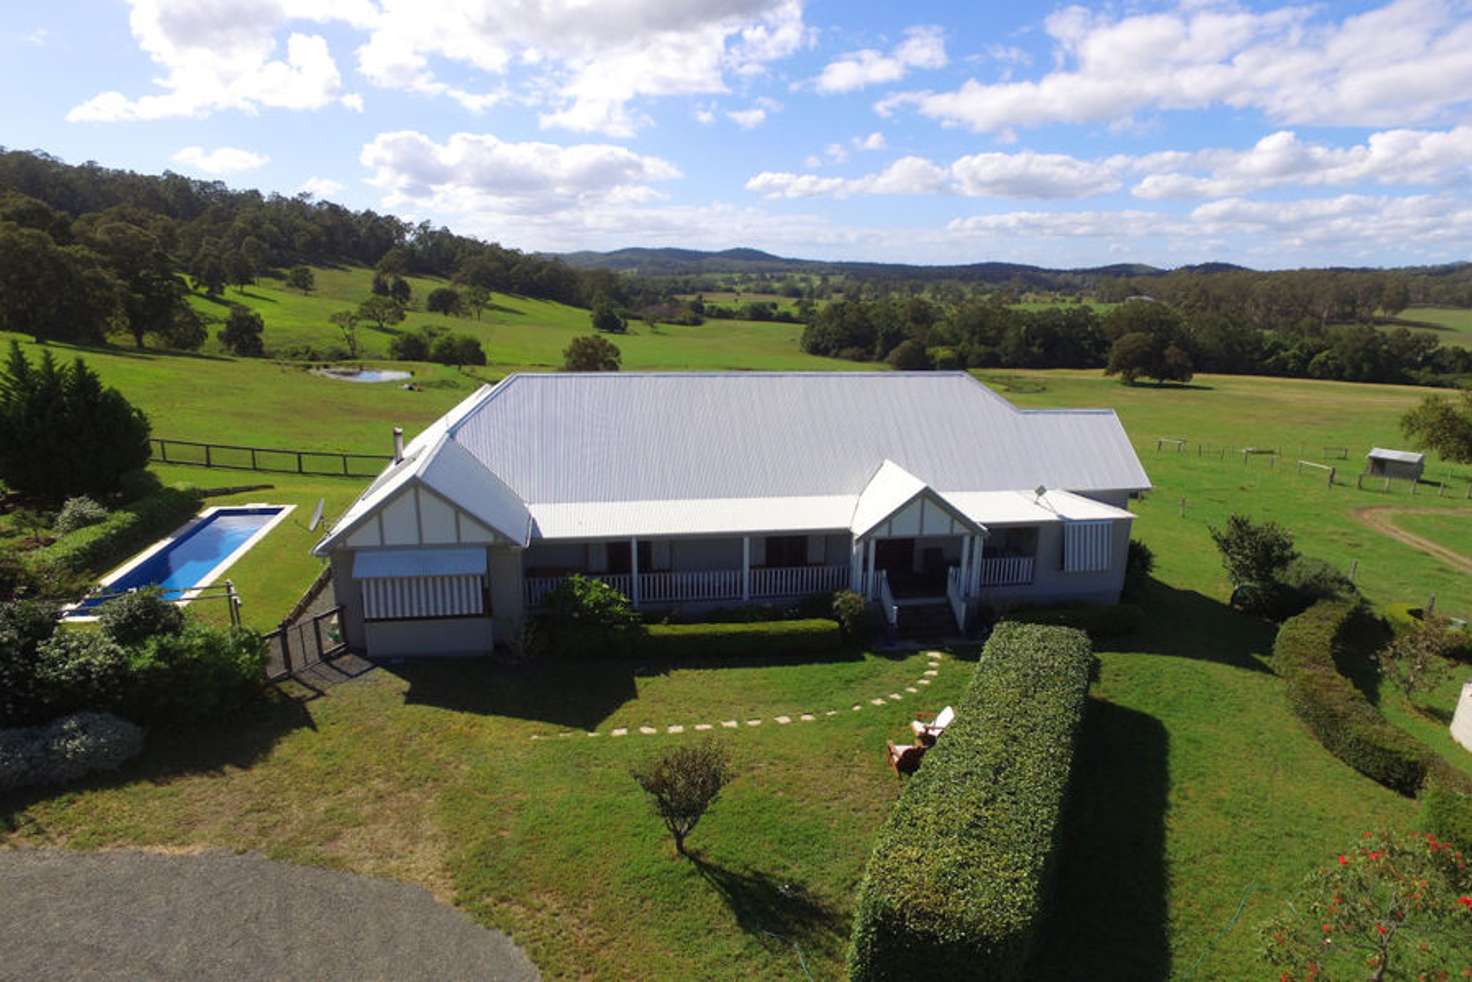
[741,536,750,601]
[630,537,640,607]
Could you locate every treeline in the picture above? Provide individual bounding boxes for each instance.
[801,296,1472,387]
[0,149,629,348]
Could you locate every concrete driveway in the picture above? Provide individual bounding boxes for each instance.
[0,848,538,981]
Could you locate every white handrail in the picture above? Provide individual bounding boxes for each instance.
[750,563,849,598]
[946,565,967,632]
[877,570,898,628]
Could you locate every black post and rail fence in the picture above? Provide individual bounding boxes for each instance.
[151,437,393,478]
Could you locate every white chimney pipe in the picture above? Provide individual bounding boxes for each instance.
[392,426,405,463]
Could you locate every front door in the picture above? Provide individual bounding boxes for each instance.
[873,538,913,574]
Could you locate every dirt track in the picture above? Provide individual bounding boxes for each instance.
[1352,506,1472,575]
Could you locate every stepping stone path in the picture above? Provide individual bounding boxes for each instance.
[530,651,950,741]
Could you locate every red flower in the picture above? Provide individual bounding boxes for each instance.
[1368,850,1384,861]
[1457,896,1472,910]
[1322,923,1332,933]
[1338,854,1348,865]
[1377,923,1387,935]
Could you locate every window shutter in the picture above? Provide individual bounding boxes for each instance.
[362,575,485,620]
[1062,521,1112,573]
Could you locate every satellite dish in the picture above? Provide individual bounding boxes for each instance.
[308,497,325,532]
[1034,485,1047,502]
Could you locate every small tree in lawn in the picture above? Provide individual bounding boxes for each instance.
[631,738,733,857]
[218,307,265,357]
[563,334,621,372]
[329,310,362,358]
[1260,829,1472,981]
[465,284,491,320]
[1401,389,1472,465]
[591,300,626,334]
[286,265,315,294]
[1377,613,1461,703]
[1210,514,1298,589]
[357,295,405,332]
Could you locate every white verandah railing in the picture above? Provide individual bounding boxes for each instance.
[978,556,1035,587]
[876,570,899,630]
[525,565,851,608]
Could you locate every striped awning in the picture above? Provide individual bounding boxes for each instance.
[352,548,486,579]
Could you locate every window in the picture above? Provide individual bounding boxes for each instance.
[994,527,1038,558]
[1062,521,1111,573]
[764,535,807,567]
[362,575,486,621]
[606,541,653,574]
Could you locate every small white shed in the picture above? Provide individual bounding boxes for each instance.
[1365,448,1425,482]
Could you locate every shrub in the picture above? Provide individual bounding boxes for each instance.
[1275,601,1430,795]
[34,485,202,576]
[426,286,464,315]
[0,711,144,792]
[832,589,874,642]
[927,346,961,371]
[32,629,132,721]
[429,333,486,366]
[641,620,843,659]
[630,737,732,856]
[562,334,621,372]
[848,623,1094,980]
[1260,829,1471,981]
[53,496,109,535]
[388,329,432,361]
[1124,538,1154,599]
[124,624,266,724]
[98,586,185,647]
[1377,611,1461,700]
[591,300,626,334]
[1006,602,1144,640]
[532,575,642,657]
[1280,556,1355,603]
[885,338,931,370]
[1419,779,1472,853]
[218,306,265,356]
[0,598,61,725]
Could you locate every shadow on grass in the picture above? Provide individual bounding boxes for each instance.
[1028,697,1171,980]
[0,692,314,832]
[1122,579,1277,673]
[691,856,847,963]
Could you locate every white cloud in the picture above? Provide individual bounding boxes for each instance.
[879,0,1472,133]
[298,176,345,198]
[360,130,682,220]
[1130,125,1472,198]
[727,108,768,128]
[171,145,270,174]
[339,93,365,112]
[68,0,354,122]
[855,131,887,151]
[695,107,717,124]
[25,27,49,46]
[748,148,1117,199]
[69,0,812,134]
[811,25,946,94]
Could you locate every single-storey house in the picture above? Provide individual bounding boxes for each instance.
[312,372,1151,657]
[1365,447,1425,482]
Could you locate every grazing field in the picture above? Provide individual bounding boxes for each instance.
[6,339,1472,977]
[1380,305,1472,348]
[193,266,863,372]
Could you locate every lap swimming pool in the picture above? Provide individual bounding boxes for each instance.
[69,505,293,615]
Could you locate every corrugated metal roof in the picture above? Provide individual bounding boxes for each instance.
[451,372,1150,503]
[318,372,1150,552]
[1367,447,1424,464]
[530,495,856,540]
[850,460,927,538]
[353,547,487,578]
[942,489,1135,526]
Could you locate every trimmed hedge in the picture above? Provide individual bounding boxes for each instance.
[1005,602,1143,640]
[847,623,1094,980]
[1419,779,1472,854]
[641,619,843,659]
[1275,600,1430,795]
[33,485,202,576]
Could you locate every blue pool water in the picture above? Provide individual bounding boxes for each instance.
[75,507,283,611]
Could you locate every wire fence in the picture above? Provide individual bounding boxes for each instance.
[1151,438,1472,499]
[151,437,392,478]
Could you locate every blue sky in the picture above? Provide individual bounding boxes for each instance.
[4,0,1472,267]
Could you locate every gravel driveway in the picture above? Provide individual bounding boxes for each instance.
[0,848,538,982]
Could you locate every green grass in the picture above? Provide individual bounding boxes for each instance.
[1383,306,1472,349]
[8,342,1472,976]
[198,266,865,372]
[1390,510,1472,559]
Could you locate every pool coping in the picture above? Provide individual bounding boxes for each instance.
[63,503,295,620]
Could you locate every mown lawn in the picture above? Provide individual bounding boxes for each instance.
[1383,305,1472,349]
[6,350,1472,976]
[195,265,866,372]
[2,647,966,980]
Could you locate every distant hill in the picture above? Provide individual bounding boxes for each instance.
[554,246,1222,284]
